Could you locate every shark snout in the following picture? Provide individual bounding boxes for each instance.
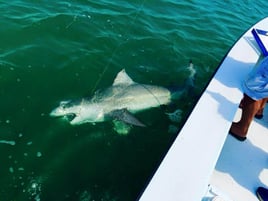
[50,107,77,122]
[49,107,62,117]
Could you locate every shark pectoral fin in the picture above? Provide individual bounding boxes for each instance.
[110,109,146,127]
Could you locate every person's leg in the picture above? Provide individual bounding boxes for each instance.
[229,94,262,140]
[239,95,245,109]
[255,98,268,119]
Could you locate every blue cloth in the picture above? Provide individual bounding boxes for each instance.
[243,56,268,100]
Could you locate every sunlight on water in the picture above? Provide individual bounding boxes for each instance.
[0,140,16,146]
[26,177,43,201]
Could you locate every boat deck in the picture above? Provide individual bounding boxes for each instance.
[208,105,268,201]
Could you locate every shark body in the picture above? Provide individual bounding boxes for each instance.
[50,69,173,126]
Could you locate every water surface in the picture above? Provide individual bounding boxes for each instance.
[0,1,268,200]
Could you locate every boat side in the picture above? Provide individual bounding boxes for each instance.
[138,17,268,201]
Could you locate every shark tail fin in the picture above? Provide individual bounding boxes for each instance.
[169,60,196,100]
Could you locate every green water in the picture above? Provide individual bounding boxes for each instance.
[1,1,268,200]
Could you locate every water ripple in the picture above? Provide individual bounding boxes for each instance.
[1,0,268,200]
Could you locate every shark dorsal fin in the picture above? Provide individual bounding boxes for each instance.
[113,69,135,86]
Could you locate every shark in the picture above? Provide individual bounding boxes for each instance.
[50,69,180,127]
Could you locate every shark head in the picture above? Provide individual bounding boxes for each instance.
[50,99,104,125]
[50,100,82,124]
